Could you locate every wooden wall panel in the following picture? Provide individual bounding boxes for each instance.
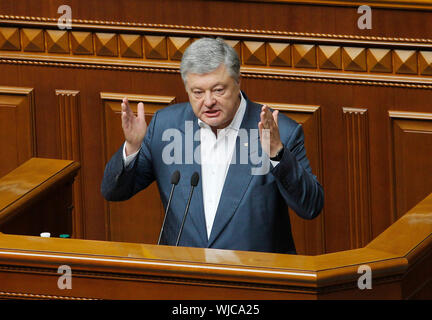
[101,92,176,243]
[390,111,432,221]
[0,86,35,177]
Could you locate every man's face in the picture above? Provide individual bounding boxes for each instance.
[185,64,241,132]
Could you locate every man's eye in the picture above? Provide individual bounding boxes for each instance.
[214,88,224,95]
[193,91,203,97]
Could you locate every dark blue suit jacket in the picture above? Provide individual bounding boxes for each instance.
[101,93,324,254]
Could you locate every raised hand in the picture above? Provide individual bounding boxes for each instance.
[121,97,147,156]
[258,105,283,158]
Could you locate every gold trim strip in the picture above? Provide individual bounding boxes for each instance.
[1,57,432,89]
[389,111,432,120]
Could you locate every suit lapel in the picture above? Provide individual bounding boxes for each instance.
[177,106,208,245]
[208,97,261,246]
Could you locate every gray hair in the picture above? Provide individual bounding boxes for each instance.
[180,37,240,84]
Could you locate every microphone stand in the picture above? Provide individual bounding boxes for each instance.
[176,172,199,246]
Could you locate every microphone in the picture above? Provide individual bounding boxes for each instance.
[157,170,180,245]
[175,172,199,246]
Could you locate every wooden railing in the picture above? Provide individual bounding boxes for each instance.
[0,158,430,299]
[0,158,80,237]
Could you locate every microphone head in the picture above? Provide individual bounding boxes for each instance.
[171,170,180,185]
[190,172,199,187]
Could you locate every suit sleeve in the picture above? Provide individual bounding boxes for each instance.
[100,111,158,201]
[271,123,324,219]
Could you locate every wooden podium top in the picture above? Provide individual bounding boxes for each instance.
[0,189,431,299]
[0,158,431,299]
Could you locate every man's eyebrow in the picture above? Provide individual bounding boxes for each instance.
[190,83,225,90]
[211,83,226,89]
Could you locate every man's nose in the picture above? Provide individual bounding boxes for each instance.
[203,91,215,107]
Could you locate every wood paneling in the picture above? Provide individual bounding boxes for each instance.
[343,108,371,249]
[390,111,432,221]
[0,86,35,177]
[56,90,84,238]
[101,92,176,243]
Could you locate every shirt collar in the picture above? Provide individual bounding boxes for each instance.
[197,91,246,132]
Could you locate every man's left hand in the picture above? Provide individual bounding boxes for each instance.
[258,105,283,158]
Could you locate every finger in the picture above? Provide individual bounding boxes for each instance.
[122,98,132,116]
[122,97,129,109]
[258,121,271,154]
[265,108,278,129]
[262,109,276,129]
[272,110,279,128]
[261,108,272,129]
[137,102,145,121]
[258,121,267,144]
[260,111,266,127]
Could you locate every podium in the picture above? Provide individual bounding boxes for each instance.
[0,158,431,299]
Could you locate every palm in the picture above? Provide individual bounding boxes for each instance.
[121,98,147,155]
[258,105,283,158]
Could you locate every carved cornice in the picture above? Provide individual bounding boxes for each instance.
[1,15,432,89]
[1,14,432,44]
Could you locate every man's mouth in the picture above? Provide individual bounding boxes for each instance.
[204,109,221,118]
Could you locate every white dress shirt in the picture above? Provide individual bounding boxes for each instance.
[198,93,246,238]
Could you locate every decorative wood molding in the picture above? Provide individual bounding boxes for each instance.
[0,290,96,300]
[1,17,432,89]
[57,90,81,161]
[343,107,372,249]
[1,14,432,43]
[389,110,432,120]
[100,92,177,105]
[0,86,36,177]
[56,90,84,239]
[389,111,432,222]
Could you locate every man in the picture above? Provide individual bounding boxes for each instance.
[101,37,323,254]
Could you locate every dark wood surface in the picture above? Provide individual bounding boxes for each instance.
[1,0,432,255]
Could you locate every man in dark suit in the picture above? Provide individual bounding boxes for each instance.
[101,37,324,254]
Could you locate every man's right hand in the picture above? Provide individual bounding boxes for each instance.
[121,97,147,156]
